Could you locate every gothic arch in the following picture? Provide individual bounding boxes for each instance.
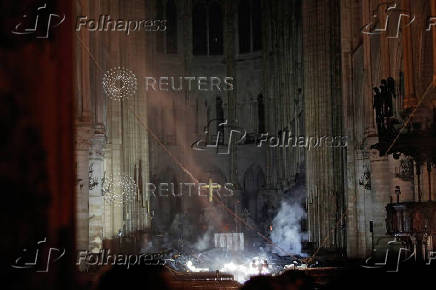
[166,0,178,54]
[192,0,223,55]
[238,0,262,54]
[156,0,178,54]
[209,1,223,55]
[238,0,251,53]
[193,1,208,55]
[242,164,265,221]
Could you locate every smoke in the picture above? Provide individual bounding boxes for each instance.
[270,200,306,255]
[193,206,224,251]
[270,172,307,256]
[193,228,212,251]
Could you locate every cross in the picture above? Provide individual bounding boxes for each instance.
[201,178,221,202]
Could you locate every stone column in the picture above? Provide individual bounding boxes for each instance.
[224,0,238,185]
[401,0,417,109]
[75,123,92,251]
[362,0,376,135]
[303,0,345,250]
[431,0,436,86]
[89,131,105,253]
[369,149,392,241]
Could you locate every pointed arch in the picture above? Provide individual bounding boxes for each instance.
[209,1,223,55]
[242,164,265,221]
[238,0,262,54]
[193,1,208,55]
[193,0,223,55]
[166,0,178,54]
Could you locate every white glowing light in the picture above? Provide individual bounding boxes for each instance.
[220,257,270,283]
[186,260,209,272]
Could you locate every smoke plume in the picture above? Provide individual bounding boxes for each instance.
[270,172,307,256]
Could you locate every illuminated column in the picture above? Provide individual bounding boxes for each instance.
[401,0,417,109]
[303,0,345,250]
[75,124,92,251]
[89,133,105,253]
[224,0,238,185]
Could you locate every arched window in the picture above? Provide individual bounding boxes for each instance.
[193,1,223,55]
[156,0,178,54]
[252,0,262,51]
[238,0,262,54]
[238,0,251,53]
[166,0,177,54]
[209,2,223,55]
[156,0,164,52]
[193,2,208,55]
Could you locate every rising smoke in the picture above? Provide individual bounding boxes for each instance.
[193,228,213,251]
[271,173,307,256]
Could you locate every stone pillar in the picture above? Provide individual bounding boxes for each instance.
[369,149,392,241]
[224,0,238,186]
[401,0,417,109]
[362,0,376,135]
[431,0,436,86]
[303,0,345,250]
[103,145,113,240]
[75,0,92,253]
[89,131,106,252]
[75,123,92,251]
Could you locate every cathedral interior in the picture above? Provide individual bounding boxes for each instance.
[2,0,436,289]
